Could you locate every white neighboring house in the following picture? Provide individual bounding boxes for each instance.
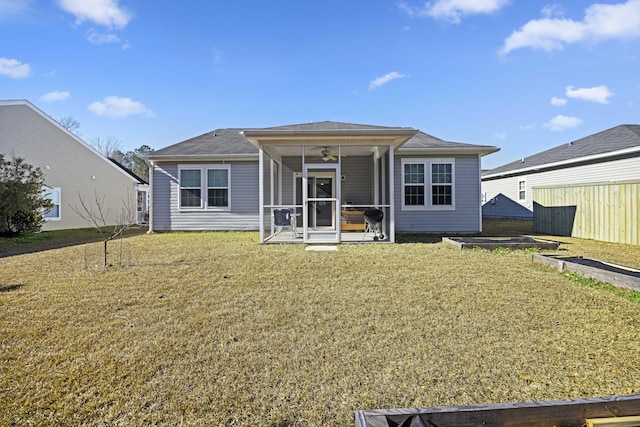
[0,100,148,231]
[481,124,640,216]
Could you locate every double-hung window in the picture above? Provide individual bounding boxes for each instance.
[179,165,230,210]
[518,180,526,201]
[402,158,454,210]
[180,169,202,208]
[42,187,61,220]
[207,169,228,207]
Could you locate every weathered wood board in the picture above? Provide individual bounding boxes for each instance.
[443,236,560,251]
[355,394,640,427]
[532,253,640,292]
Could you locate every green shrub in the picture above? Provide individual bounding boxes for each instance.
[0,154,52,235]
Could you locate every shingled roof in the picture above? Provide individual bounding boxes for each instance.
[483,124,640,179]
[149,121,498,160]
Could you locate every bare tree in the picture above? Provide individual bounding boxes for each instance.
[58,116,80,135]
[72,190,136,267]
[90,136,123,159]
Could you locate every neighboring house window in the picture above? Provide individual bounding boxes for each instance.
[42,187,61,220]
[518,180,526,201]
[402,158,454,210]
[179,165,230,210]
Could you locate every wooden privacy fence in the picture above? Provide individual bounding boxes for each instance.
[533,180,640,245]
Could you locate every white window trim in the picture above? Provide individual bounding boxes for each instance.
[42,187,61,221]
[178,164,231,211]
[401,158,455,211]
[518,179,527,203]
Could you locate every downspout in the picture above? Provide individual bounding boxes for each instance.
[478,154,483,233]
[258,146,265,243]
[388,144,395,243]
[147,162,154,234]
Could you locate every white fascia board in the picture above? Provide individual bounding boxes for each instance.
[149,154,259,162]
[397,147,500,157]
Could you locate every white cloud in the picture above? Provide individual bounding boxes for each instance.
[541,4,566,19]
[0,58,31,79]
[368,71,407,91]
[87,29,129,48]
[500,0,640,55]
[39,91,71,102]
[565,85,614,104]
[398,0,510,23]
[493,132,508,140]
[57,0,131,29]
[550,96,567,106]
[88,96,154,118]
[543,115,583,131]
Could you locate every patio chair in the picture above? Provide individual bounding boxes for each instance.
[273,208,297,238]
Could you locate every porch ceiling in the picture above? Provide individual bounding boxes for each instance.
[243,129,418,152]
[264,144,388,157]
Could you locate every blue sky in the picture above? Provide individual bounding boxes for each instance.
[1,0,639,169]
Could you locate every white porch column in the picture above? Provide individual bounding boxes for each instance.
[373,153,380,206]
[388,144,395,243]
[258,146,265,243]
[147,163,154,233]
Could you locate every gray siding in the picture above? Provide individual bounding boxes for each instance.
[341,156,374,205]
[394,156,482,232]
[482,155,640,212]
[152,162,260,231]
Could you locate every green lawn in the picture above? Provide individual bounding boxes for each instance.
[1,228,639,426]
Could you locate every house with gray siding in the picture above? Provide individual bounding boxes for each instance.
[0,100,149,231]
[481,124,640,217]
[149,122,498,243]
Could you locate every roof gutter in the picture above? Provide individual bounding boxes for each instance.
[148,153,259,162]
[399,147,500,157]
[482,145,640,179]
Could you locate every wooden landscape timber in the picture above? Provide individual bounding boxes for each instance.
[355,394,640,427]
[532,253,640,292]
[442,236,560,251]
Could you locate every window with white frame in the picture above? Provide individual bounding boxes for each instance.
[207,168,228,207]
[42,187,61,220]
[402,159,454,210]
[179,165,230,210]
[518,180,526,201]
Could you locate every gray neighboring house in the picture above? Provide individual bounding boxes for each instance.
[149,121,499,243]
[482,124,640,216]
[0,99,149,231]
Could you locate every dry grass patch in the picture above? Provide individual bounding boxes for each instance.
[1,232,640,426]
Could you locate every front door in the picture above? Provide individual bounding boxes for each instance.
[303,165,340,243]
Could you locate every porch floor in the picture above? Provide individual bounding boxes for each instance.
[265,230,389,244]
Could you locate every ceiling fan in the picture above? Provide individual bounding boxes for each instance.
[321,147,338,162]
